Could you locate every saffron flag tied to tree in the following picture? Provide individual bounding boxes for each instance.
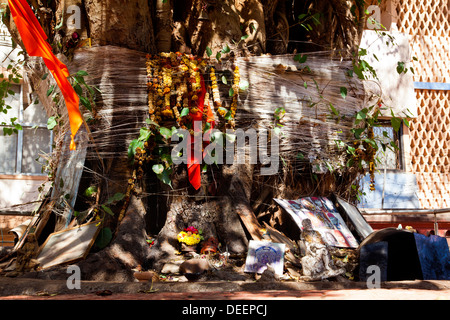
[8,0,83,150]
[187,74,215,190]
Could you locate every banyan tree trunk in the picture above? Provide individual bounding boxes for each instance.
[41,43,252,280]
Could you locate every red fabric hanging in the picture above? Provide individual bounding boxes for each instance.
[187,74,215,190]
[8,0,83,150]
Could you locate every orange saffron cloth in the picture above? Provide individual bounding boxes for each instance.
[188,74,214,190]
[8,0,83,150]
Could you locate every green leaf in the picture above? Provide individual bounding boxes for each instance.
[274,107,285,120]
[156,169,173,188]
[95,227,112,249]
[3,127,12,135]
[229,87,234,97]
[221,75,228,85]
[159,127,173,139]
[46,85,55,97]
[180,107,190,117]
[294,54,307,64]
[47,116,57,130]
[206,47,212,57]
[403,118,410,128]
[79,96,92,111]
[139,127,151,141]
[340,87,347,99]
[353,67,364,80]
[128,139,144,159]
[101,205,114,216]
[240,34,249,40]
[364,138,377,148]
[84,186,98,197]
[396,61,406,74]
[203,121,211,133]
[224,110,233,120]
[390,140,399,150]
[355,109,367,124]
[41,73,49,80]
[391,116,402,132]
[152,164,164,175]
[329,103,339,116]
[106,193,125,205]
[219,107,232,120]
[76,70,89,77]
[347,146,356,155]
[351,128,365,139]
[73,84,83,96]
[145,118,160,127]
[216,52,222,61]
[221,44,231,54]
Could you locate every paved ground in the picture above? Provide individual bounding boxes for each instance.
[0,278,448,319]
[0,277,449,300]
[2,287,450,300]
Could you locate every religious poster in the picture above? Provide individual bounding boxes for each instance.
[244,240,286,275]
[274,197,359,248]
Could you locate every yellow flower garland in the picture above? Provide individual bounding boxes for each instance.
[177,231,202,245]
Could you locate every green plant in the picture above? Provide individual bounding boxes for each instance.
[0,46,24,135]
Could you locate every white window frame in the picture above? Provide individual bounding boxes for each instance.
[0,84,53,176]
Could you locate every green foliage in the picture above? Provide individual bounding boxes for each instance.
[297,10,322,32]
[70,70,100,113]
[289,21,416,200]
[0,49,24,136]
[95,227,112,249]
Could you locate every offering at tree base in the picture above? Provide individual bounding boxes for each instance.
[274,196,359,248]
[177,226,204,246]
[200,237,219,255]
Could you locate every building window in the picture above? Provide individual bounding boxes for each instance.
[0,84,52,175]
[373,122,402,171]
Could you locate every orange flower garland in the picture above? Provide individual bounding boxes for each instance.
[145,52,240,189]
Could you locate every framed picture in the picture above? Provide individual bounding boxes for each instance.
[274,197,359,248]
[244,240,286,275]
[36,220,102,270]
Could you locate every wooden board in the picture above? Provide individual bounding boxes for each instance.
[235,204,264,241]
[263,222,301,267]
[36,220,101,270]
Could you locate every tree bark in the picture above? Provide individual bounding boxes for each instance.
[83,0,156,53]
[155,0,172,52]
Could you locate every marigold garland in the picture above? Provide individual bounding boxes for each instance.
[210,67,222,111]
[144,52,241,190]
[229,65,240,129]
[177,226,203,246]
